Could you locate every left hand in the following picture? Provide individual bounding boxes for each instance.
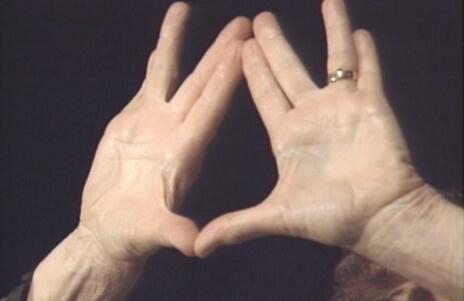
[195,0,424,257]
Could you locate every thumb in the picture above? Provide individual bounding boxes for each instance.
[194,203,284,258]
[158,213,199,257]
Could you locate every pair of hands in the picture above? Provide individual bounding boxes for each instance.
[79,0,424,264]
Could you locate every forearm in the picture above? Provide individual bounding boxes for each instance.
[355,185,464,301]
[27,227,145,301]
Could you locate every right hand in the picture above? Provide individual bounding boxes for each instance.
[79,2,250,262]
[195,0,425,257]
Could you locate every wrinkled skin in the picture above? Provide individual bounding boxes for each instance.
[26,1,460,301]
[79,2,251,261]
[332,253,449,301]
[195,0,424,256]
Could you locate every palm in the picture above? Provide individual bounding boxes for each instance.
[81,102,199,260]
[77,3,250,261]
[265,89,420,246]
[93,101,203,200]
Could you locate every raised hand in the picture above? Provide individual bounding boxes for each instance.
[195,0,424,257]
[79,2,250,261]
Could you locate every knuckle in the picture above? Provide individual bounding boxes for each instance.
[104,114,135,139]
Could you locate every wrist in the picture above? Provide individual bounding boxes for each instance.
[353,184,464,300]
[75,225,147,268]
[353,184,439,254]
[29,227,145,301]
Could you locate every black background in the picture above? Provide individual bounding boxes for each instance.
[0,0,462,300]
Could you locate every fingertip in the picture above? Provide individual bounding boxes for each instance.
[178,246,195,257]
[194,240,211,259]
[354,29,371,42]
[220,16,252,43]
[195,245,215,259]
[177,228,199,257]
[162,216,199,257]
[253,11,277,33]
[353,29,383,92]
[233,16,252,36]
[158,1,190,47]
[195,217,232,258]
[162,2,191,27]
[168,1,190,16]
[254,11,275,23]
[194,228,218,259]
[321,0,332,12]
[353,29,377,57]
[322,0,351,29]
[322,0,345,14]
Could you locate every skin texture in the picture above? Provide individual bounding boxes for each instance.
[195,0,463,299]
[27,3,251,300]
[331,253,450,301]
[79,4,250,260]
[25,0,463,300]
[195,0,422,256]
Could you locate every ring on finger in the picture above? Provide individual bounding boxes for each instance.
[328,68,357,84]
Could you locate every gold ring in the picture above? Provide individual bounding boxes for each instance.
[328,69,357,84]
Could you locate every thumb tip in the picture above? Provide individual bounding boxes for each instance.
[162,217,199,257]
[193,234,214,259]
[194,243,216,259]
[193,222,227,258]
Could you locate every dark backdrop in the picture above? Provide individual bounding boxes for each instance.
[0,0,462,300]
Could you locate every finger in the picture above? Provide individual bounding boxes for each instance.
[139,212,199,257]
[145,2,191,102]
[322,0,358,87]
[159,213,199,257]
[243,39,291,133]
[171,17,251,115]
[183,41,244,145]
[253,12,317,103]
[194,204,283,258]
[353,30,384,92]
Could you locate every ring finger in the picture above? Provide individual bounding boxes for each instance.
[322,0,358,88]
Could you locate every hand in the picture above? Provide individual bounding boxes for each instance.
[195,0,424,257]
[79,2,250,262]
